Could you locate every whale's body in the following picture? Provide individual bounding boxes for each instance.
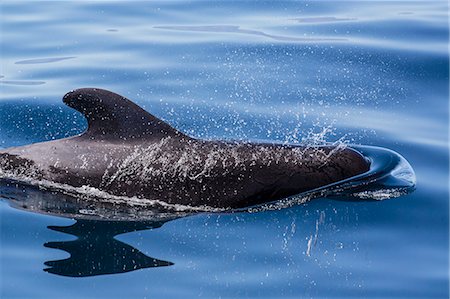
[0,88,370,208]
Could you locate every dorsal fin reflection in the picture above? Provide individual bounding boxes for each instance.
[44,220,173,277]
[0,181,185,277]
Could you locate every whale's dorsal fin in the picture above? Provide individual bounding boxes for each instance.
[63,88,186,141]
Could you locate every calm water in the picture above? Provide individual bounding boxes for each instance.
[0,1,449,298]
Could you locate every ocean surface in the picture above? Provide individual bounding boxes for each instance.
[0,1,448,298]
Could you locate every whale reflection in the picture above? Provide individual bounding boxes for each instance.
[0,180,189,277]
[44,219,174,277]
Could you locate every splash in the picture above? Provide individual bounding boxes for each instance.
[101,137,344,187]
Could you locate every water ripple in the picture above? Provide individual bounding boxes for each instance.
[154,25,347,42]
[291,16,357,23]
[0,80,46,86]
[15,56,76,65]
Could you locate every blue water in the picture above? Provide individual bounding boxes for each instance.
[0,1,448,298]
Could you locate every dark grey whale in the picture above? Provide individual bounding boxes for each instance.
[0,88,371,209]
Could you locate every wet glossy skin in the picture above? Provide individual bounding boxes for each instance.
[0,88,370,208]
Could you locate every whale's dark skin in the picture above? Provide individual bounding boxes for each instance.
[0,88,370,208]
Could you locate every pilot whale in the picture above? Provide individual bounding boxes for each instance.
[0,88,371,208]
